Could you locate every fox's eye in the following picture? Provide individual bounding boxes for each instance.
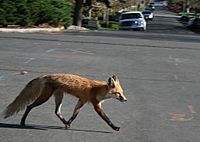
[114,92,121,95]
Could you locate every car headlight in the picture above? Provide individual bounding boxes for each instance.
[134,20,145,25]
[138,21,144,25]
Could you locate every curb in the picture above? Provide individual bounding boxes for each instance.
[0,28,64,33]
[0,26,89,33]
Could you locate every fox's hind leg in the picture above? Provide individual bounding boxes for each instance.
[54,92,68,125]
[65,99,85,128]
[20,86,53,126]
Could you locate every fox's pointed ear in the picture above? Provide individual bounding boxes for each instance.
[108,77,115,88]
[112,75,118,81]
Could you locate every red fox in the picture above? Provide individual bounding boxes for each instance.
[2,74,127,131]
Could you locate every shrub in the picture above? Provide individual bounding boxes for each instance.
[0,0,18,26]
[0,0,72,28]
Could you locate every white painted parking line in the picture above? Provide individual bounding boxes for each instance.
[46,49,56,53]
[64,48,94,55]
[174,74,178,80]
[24,58,35,64]
[0,75,5,81]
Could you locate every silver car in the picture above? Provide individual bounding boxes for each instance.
[119,11,147,31]
[142,10,154,20]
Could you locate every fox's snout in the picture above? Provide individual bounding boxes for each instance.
[111,92,127,103]
[119,95,127,102]
[116,93,127,102]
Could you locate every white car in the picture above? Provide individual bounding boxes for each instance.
[119,11,147,31]
[142,10,154,20]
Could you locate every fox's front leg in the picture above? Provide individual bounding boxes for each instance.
[93,102,120,131]
[65,100,85,128]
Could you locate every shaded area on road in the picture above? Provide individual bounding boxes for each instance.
[0,123,113,133]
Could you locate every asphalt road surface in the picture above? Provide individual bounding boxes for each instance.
[1,9,200,142]
[147,8,191,34]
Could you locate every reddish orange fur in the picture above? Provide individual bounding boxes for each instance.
[2,74,127,131]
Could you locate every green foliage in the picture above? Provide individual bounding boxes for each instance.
[0,0,72,27]
[0,0,17,25]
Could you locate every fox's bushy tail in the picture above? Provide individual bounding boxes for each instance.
[2,78,43,118]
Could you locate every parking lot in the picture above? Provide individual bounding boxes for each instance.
[0,29,200,142]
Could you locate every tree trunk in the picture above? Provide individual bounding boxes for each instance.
[73,0,83,26]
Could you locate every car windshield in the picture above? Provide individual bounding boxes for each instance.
[121,13,142,20]
[142,12,151,14]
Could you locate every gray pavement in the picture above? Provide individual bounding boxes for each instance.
[0,31,200,142]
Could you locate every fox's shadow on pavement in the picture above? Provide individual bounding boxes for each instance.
[0,123,113,134]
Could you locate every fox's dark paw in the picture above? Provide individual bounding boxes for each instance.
[20,122,25,127]
[112,126,120,131]
[20,124,25,127]
[65,123,70,129]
